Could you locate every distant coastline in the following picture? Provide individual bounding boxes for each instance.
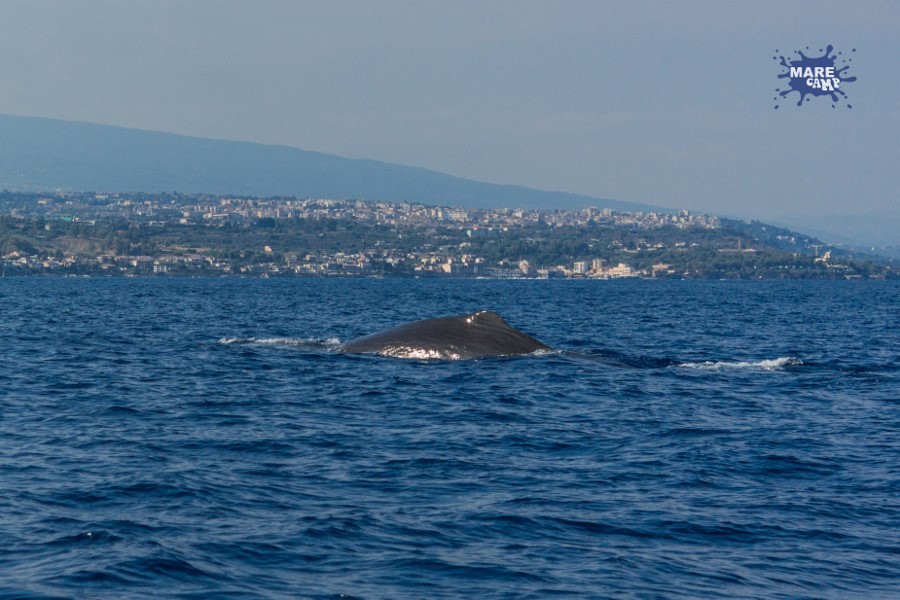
[1,191,894,280]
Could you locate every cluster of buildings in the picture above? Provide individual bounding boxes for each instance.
[1,191,723,277]
[2,250,672,279]
[5,192,720,232]
[410,256,672,279]
[15,190,880,279]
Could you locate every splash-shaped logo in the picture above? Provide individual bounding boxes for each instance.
[773,45,856,109]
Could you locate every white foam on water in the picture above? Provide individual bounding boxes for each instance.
[218,337,342,349]
[531,348,557,358]
[679,357,803,371]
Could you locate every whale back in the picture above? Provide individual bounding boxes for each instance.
[340,310,549,359]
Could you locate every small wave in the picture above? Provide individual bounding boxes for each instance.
[562,349,678,369]
[47,530,121,547]
[217,337,342,349]
[530,348,557,358]
[679,357,803,371]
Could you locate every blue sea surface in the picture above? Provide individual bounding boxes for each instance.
[0,278,897,599]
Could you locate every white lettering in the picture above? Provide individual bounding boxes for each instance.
[804,77,842,90]
[790,66,804,77]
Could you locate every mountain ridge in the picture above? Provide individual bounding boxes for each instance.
[0,113,659,214]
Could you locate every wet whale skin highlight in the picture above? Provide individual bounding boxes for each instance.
[340,310,549,359]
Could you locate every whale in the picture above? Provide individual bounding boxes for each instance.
[340,310,550,359]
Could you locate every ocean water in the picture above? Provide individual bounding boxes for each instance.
[0,278,897,599]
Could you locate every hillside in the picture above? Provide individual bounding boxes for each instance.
[0,114,655,214]
[1,191,891,279]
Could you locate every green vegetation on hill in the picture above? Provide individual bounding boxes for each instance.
[1,194,892,279]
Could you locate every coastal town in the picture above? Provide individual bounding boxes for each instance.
[0,191,891,279]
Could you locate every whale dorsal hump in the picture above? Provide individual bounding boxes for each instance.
[467,310,510,328]
[341,310,548,358]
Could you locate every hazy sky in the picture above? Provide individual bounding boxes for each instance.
[0,0,897,243]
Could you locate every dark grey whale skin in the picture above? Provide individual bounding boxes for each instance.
[340,311,550,359]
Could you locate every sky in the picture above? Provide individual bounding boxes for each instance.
[0,0,897,245]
